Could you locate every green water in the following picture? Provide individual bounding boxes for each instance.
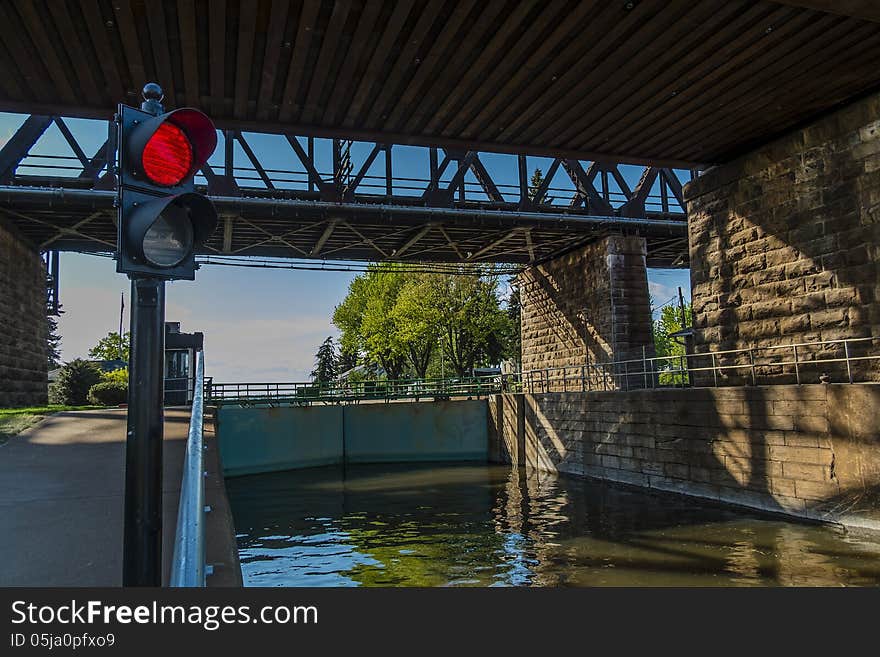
[226,463,880,587]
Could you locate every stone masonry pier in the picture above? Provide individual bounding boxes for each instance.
[489,385,880,532]
[518,235,655,388]
[685,89,880,384]
[0,220,47,407]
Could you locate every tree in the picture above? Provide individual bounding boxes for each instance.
[529,167,554,205]
[425,269,512,377]
[311,336,338,383]
[391,273,440,378]
[333,263,515,380]
[504,275,521,364]
[653,301,693,385]
[333,264,409,380]
[46,275,63,369]
[50,359,103,406]
[88,331,130,362]
[336,347,358,375]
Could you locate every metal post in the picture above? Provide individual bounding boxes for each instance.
[749,348,757,386]
[642,345,648,389]
[793,344,800,385]
[844,340,853,384]
[711,352,718,387]
[123,277,166,587]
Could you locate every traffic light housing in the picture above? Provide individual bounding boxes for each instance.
[117,103,218,280]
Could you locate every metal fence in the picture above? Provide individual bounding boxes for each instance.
[522,336,880,393]
[169,350,207,588]
[207,374,513,406]
[206,337,879,408]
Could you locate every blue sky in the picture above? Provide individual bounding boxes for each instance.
[1,112,690,381]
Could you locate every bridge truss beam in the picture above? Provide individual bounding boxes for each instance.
[0,114,692,268]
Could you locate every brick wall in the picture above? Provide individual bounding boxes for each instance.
[518,235,654,385]
[684,90,880,383]
[0,221,47,407]
[489,385,880,529]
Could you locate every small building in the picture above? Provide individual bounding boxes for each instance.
[164,322,203,406]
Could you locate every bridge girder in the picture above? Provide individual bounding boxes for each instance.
[0,2,878,166]
[0,114,691,268]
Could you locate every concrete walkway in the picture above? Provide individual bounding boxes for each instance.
[0,408,240,586]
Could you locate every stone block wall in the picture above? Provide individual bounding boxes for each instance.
[684,90,880,384]
[0,221,47,407]
[489,386,880,530]
[518,235,654,388]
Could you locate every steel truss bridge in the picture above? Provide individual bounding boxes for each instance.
[0,114,692,269]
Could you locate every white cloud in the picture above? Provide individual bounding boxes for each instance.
[649,280,677,308]
[195,315,337,382]
[58,281,338,382]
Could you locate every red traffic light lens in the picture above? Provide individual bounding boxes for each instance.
[142,122,193,186]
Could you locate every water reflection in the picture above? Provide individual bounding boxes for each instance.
[226,463,880,587]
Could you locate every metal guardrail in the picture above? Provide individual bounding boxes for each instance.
[522,336,880,393]
[169,350,207,587]
[207,337,879,408]
[207,374,515,406]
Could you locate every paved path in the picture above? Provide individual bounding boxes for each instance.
[0,408,240,586]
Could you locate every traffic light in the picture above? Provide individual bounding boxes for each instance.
[116,99,218,280]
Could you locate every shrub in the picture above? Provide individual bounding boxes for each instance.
[52,359,103,406]
[87,381,128,406]
[47,381,63,405]
[102,367,128,385]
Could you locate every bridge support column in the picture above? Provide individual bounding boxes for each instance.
[0,221,47,407]
[519,235,654,390]
[685,90,880,384]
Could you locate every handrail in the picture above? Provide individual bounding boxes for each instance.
[169,350,207,587]
[207,336,879,407]
[520,336,880,392]
[208,373,512,405]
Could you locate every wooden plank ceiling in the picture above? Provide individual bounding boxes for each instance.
[1,0,879,166]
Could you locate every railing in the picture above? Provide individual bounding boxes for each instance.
[169,351,207,587]
[206,337,878,408]
[208,374,515,406]
[521,336,880,393]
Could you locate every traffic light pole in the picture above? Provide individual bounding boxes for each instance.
[123,277,166,586]
[122,85,168,587]
[118,83,217,586]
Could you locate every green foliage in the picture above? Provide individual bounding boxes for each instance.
[337,347,358,374]
[47,275,63,370]
[653,302,693,386]
[87,381,128,406]
[0,405,101,417]
[102,367,128,385]
[426,271,511,377]
[332,264,513,380]
[47,381,63,405]
[51,359,103,406]
[311,336,338,383]
[88,331,130,362]
[504,276,521,364]
[529,167,554,204]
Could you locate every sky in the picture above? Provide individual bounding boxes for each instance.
[2,112,690,382]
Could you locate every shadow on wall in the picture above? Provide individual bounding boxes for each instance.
[520,257,612,370]
[491,385,880,526]
[685,92,880,385]
[518,235,655,390]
